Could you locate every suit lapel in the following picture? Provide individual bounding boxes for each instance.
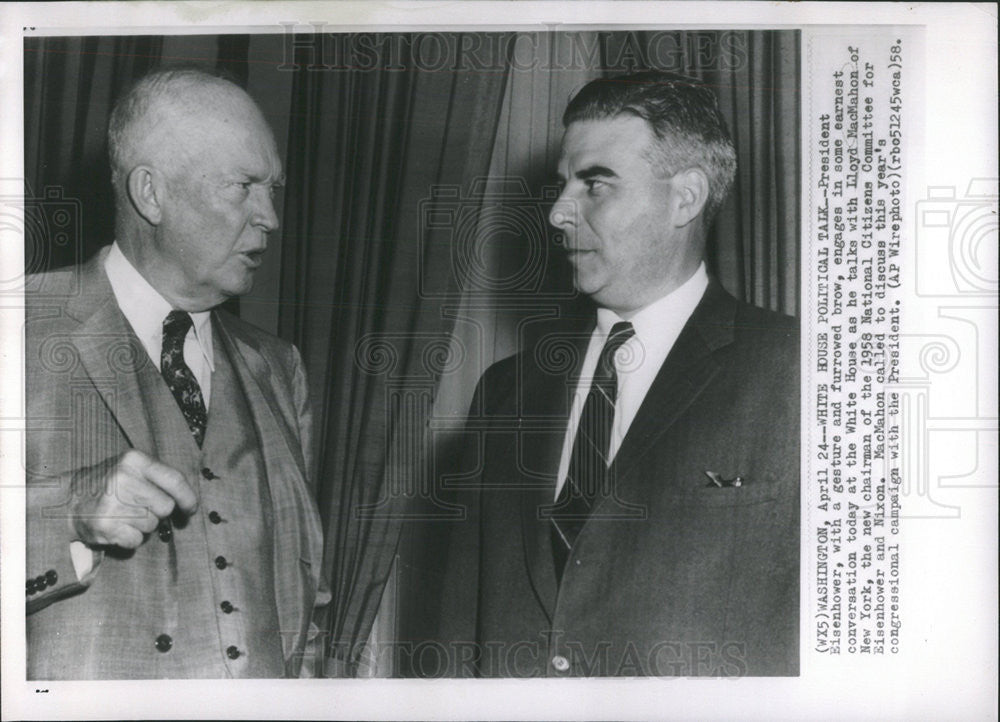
[519,327,591,620]
[66,249,156,455]
[214,315,307,480]
[607,281,737,488]
[517,283,737,615]
[215,314,320,663]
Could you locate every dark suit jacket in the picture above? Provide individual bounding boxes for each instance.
[442,281,799,677]
[24,247,329,678]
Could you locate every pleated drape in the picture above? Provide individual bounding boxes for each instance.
[277,34,512,674]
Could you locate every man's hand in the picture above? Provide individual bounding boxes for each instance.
[69,450,198,549]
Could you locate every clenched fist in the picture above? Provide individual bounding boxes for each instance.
[69,449,198,549]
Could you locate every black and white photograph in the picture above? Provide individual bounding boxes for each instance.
[19,27,800,680]
[1,2,996,720]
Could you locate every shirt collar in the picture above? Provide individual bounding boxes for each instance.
[104,242,215,371]
[595,262,709,341]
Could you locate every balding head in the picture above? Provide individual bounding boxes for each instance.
[107,67,283,311]
[108,68,269,200]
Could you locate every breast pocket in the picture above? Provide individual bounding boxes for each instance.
[665,479,784,508]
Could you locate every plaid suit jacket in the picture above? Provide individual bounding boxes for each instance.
[24,246,329,678]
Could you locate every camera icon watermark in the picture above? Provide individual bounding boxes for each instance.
[418,177,572,301]
[0,180,82,298]
[914,179,998,297]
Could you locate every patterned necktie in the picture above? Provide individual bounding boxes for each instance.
[161,310,207,447]
[550,321,635,583]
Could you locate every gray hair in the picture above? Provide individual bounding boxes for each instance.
[107,66,243,194]
[563,70,737,224]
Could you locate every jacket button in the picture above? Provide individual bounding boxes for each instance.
[215,556,228,570]
[45,569,58,585]
[208,511,222,524]
[26,579,37,595]
[226,645,241,659]
[220,600,234,614]
[201,467,218,480]
[157,521,173,542]
[551,655,570,672]
[35,574,48,590]
[155,634,173,653]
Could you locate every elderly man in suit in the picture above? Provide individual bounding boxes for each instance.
[25,67,328,679]
[445,71,799,677]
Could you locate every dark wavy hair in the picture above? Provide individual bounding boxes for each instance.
[563,71,737,223]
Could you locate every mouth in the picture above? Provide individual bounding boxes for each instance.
[238,250,266,269]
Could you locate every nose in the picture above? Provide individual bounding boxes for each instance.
[253,187,280,233]
[548,190,576,231]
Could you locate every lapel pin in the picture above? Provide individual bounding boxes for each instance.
[704,470,744,488]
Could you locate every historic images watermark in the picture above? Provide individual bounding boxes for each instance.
[277,26,750,74]
[286,633,750,678]
[1,180,82,299]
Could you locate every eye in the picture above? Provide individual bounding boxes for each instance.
[585,178,608,194]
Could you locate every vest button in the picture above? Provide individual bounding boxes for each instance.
[214,556,228,570]
[201,467,218,480]
[220,600,234,614]
[155,634,173,653]
[157,521,173,542]
[226,645,241,660]
[551,654,570,672]
[208,511,222,524]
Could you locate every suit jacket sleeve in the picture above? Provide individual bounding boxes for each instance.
[26,463,108,614]
[23,301,119,614]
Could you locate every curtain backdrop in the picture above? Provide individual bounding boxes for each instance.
[277,34,512,676]
[22,29,798,678]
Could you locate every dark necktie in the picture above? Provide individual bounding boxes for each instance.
[161,310,207,447]
[550,320,635,582]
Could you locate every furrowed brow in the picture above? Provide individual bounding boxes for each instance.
[576,165,618,181]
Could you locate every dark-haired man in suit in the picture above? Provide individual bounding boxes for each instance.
[446,71,798,677]
[25,67,328,679]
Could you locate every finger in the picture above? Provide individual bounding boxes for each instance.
[113,524,145,550]
[129,482,178,521]
[131,508,162,534]
[97,522,144,550]
[104,464,177,521]
[144,460,198,515]
[118,448,155,472]
[123,453,198,515]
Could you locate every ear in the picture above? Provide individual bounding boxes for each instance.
[669,167,711,228]
[125,165,165,226]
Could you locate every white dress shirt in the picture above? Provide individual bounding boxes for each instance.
[554,263,709,500]
[70,243,217,579]
[104,242,215,406]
